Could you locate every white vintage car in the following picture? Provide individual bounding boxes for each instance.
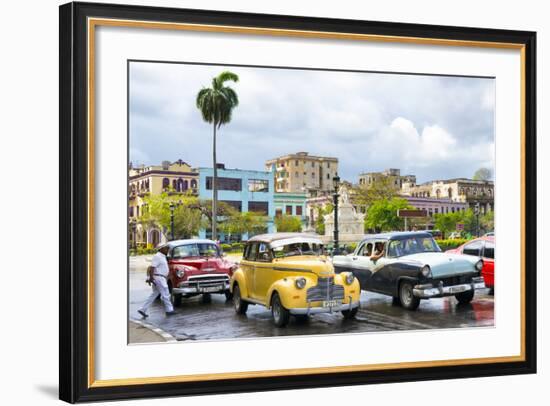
[332,231,485,310]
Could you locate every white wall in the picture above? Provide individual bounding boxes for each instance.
[0,0,546,404]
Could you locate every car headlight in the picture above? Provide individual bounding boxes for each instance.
[421,265,432,278]
[176,267,188,278]
[295,277,307,289]
[475,260,483,271]
[345,272,355,285]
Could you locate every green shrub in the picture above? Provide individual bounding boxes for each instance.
[437,238,470,251]
[220,243,232,252]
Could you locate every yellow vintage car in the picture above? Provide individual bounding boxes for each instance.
[230,233,361,326]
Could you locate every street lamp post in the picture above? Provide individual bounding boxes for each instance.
[332,175,340,255]
[474,202,480,237]
[169,202,175,241]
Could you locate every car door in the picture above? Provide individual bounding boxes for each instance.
[481,240,495,287]
[349,240,376,289]
[240,243,258,299]
[251,242,273,302]
[369,240,392,293]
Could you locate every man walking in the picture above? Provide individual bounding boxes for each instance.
[138,244,176,318]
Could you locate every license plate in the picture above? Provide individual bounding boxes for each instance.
[200,285,222,293]
[322,300,340,308]
[449,286,467,293]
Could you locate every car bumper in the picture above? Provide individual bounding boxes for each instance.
[173,282,230,295]
[413,277,485,298]
[289,299,360,315]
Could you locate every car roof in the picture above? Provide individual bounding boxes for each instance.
[247,232,323,244]
[164,239,217,248]
[360,231,433,242]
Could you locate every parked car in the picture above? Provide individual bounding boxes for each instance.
[332,231,485,310]
[162,239,238,306]
[446,236,494,290]
[230,233,361,327]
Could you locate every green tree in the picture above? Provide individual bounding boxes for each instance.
[313,204,333,235]
[196,71,239,240]
[353,177,399,206]
[434,208,479,238]
[433,211,462,238]
[364,198,412,232]
[480,210,494,234]
[219,211,268,238]
[140,192,204,239]
[473,167,492,181]
[275,215,303,232]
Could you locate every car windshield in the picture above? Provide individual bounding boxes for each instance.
[387,236,441,258]
[272,242,324,258]
[171,243,220,259]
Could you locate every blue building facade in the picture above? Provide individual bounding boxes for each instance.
[198,167,275,242]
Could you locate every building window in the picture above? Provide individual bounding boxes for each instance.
[327,174,330,179]
[162,178,170,189]
[129,206,134,217]
[275,208,283,217]
[249,201,269,214]
[182,180,188,190]
[296,206,303,216]
[295,160,299,166]
[206,176,242,191]
[191,179,197,189]
[285,205,293,215]
[136,206,140,217]
[172,179,177,190]
[311,161,315,167]
[248,179,269,192]
[303,171,307,176]
[327,162,330,168]
[311,172,315,178]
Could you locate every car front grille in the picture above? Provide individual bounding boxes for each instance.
[181,274,230,288]
[306,277,345,302]
[436,274,474,287]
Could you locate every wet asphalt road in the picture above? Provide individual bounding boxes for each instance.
[129,255,494,342]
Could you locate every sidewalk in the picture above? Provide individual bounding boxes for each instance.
[129,320,175,343]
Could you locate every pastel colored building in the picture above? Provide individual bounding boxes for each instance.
[274,192,308,227]
[128,159,198,247]
[265,151,338,193]
[198,165,275,242]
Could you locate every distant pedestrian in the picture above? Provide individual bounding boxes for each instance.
[138,244,176,318]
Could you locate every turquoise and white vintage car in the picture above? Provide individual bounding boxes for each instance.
[332,231,485,310]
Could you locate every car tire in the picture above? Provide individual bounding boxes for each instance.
[233,285,248,315]
[271,292,290,327]
[399,281,420,310]
[341,307,358,319]
[224,289,233,301]
[455,289,475,304]
[392,296,401,306]
[171,293,182,307]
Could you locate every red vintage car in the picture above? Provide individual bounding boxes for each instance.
[162,239,238,306]
[446,236,494,290]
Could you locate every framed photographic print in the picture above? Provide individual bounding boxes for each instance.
[59,1,537,403]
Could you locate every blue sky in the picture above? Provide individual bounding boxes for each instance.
[129,62,495,184]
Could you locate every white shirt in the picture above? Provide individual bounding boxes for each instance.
[151,252,169,277]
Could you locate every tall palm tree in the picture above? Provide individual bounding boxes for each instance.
[196,71,239,240]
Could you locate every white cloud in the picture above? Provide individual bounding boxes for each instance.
[129,62,495,183]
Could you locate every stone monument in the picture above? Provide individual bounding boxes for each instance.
[323,185,365,243]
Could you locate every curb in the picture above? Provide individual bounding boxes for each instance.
[130,319,178,343]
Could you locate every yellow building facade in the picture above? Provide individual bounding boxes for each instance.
[129,159,198,247]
